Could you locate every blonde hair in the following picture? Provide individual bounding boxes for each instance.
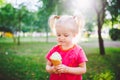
[48,15,85,35]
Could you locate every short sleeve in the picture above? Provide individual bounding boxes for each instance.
[77,48,88,64]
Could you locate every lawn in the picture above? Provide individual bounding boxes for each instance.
[0,38,120,80]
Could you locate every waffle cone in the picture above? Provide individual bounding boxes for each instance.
[51,59,61,66]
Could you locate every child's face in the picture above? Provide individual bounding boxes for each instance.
[55,25,75,47]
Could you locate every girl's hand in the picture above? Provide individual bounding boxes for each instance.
[51,66,59,74]
[56,64,68,73]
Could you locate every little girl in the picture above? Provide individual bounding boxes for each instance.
[45,15,88,80]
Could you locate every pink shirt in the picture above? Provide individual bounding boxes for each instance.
[46,45,88,80]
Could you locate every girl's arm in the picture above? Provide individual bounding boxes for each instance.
[46,60,59,74]
[67,62,87,75]
[57,62,87,75]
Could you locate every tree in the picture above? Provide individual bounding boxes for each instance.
[37,0,59,42]
[15,6,29,45]
[0,3,29,44]
[92,0,107,55]
[0,4,17,43]
[0,4,16,30]
[107,0,120,28]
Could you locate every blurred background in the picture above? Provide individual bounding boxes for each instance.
[0,0,120,80]
[0,0,120,43]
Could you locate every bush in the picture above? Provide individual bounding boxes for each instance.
[93,70,115,80]
[109,28,120,41]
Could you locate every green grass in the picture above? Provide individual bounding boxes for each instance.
[0,42,56,80]
[84,48,120,80]
[0,38,120,80]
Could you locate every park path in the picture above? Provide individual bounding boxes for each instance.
[104,40,120,47]
[80,40,120,48]
[47,37,120,48]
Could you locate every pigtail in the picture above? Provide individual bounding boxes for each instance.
[73,14,85,43]
[73,15,85,33]
[48,15,60,34]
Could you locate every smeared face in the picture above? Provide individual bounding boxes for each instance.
[55,23,75,47]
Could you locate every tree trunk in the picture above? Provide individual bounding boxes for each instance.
[13,35,17,44]
[17,11,21,45]
[97,13,105,55]
[98,23,105,55]
[45,25,48,42]
[17,34,20,45]
[94,0,107,55]
[17,23,21,45]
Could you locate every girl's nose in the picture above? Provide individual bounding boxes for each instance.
[59,36,64,40]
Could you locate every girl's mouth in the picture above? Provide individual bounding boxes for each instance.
[59,41,64,43]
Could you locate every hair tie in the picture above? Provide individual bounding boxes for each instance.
[54,16,60,19]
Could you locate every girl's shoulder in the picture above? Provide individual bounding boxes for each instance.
[71,45,86,56]
[73,45,88,61]
[74,45,83,51]
[51,45,60,50]
[48,45,61,53]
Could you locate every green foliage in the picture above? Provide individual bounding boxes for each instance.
[83,47,120,80]
[84,70,115,80]
[109,28,120,40]
[93,70,115,80]
[0,4,16,28]
[0,0,6,8]
[0,0,59,33]
[85,22,94,32]
[107,0,120,25]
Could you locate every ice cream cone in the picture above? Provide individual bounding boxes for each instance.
[50,52,62,66]
[51,59,61,66]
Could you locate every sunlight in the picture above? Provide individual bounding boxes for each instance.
[71,0,92,13]
[75,0,92,9]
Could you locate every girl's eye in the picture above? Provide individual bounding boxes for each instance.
[57,34,61,37]
[64,34,69,37]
